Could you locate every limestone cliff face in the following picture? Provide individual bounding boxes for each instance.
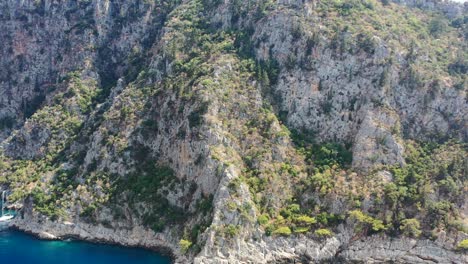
[212,0,466,170]
[1,0,467,263]
[0,0,168,141]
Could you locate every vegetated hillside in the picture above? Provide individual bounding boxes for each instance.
[0,0,467,263]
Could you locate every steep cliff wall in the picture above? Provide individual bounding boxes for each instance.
[0,0,467,263]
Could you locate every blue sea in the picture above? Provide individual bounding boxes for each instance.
[0,229,171,264]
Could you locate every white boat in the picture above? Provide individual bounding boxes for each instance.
[0,190,14,222]
[0,214,14,222]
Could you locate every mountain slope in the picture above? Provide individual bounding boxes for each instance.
[0,0,467,263]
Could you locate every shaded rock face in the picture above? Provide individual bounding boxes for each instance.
[0,0,83,131]
[0,0,467,263]
[0,0,167,141]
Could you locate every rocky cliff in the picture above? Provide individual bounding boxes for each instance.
[0,0,467,263]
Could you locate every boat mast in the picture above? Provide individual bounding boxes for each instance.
[1,191,4,217]
[0,191,5,216]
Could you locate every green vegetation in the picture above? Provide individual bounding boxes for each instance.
[114,163,185,232]
[258,214,269,225]
[295,215,317,225]
[31,187,66,220]
[399,218,421,238]
[179,239,192,254]
[224,224,240,237]
[457,239,468,251]
[291,129,352,170]
[383,141,466,233]
[428,17,449,37]
[272,226,292,236]
[349,210,386,233]
[314,228,333,237]
[291,129,353,197]
[311,0,466,90]
[0,72,102,219]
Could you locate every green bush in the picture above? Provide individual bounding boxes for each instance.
[179,239,192,254]
[314,228,333,237]
[280,203,301,218]
[272,226,292,236]
[294,215,317,225]
[457,239,468,251]
[429,17,448,37]
[316,212,344,226]
[293,227,310,233]
[225,224,240,237]
[399,218,421,237]
[258,214,269,225]
[309,143,352,169]
[448,220,468,233]
[196,194,214,213]
[349,210,386,232]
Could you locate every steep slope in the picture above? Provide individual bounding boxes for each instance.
[0,0,467,263]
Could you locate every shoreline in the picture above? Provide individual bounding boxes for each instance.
[5,216,468,263]
[8,218,182,264]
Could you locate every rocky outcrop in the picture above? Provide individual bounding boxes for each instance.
[339,236,467,264]
[195,234,468,264]
[12,213,467,264]
[11,216,185,263]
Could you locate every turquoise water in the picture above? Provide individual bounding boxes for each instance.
[0,229,171,264]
